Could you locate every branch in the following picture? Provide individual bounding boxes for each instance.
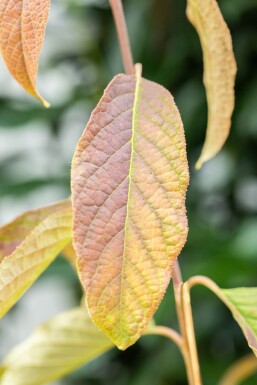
[181,281,203,385]
[109,0,134,75]
[172,261,203,385]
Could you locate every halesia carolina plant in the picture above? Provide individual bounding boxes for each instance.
[1,1,256,385]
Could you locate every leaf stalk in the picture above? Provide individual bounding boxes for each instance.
[173,261,203,385]
[186,275,220,293]
[145,325,183,351]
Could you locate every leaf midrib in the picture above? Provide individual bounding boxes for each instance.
[119,72,142,331]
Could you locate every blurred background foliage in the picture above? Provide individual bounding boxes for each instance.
[0,0,257,384]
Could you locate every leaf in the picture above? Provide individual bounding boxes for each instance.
[71,71,189,349]
[0,306,156,385]
[193,278,257,358]
[0,201,72,319]
[186,0,237,169]
[0,306,113,385]
[0,0,50,107]
[221,288,257,357]
[0,200,71,262]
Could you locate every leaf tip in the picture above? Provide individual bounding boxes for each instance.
[113,336,137,351]
[39,96,50,108]
[195,158,203,170]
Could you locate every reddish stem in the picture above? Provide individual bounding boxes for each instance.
[109,0,134,75]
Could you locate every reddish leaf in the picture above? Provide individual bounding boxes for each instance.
[72,72,189,349]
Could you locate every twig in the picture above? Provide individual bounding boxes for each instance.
[181,281,203,385]
[109,0,134,75]
[173,261,199,385]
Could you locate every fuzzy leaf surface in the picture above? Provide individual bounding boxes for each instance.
[0,201,72,318]
[72,73,189,349]
[186,0,237,168]
[0,306,113,385]
[0,0,50,106]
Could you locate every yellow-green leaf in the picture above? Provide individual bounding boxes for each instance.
[0,305,156,385]
[193,278,257,357]
[221,288,257,356]
[71,72,189,349]
[0,200,71,262]
[186,0,237,169]
[0,201,72,319]
[0,0,50,107]
[0,306,113,385]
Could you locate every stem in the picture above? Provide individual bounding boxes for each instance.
[146,325,183,351]
[182,281,202,385]
[109,0,134,75]
[173,261,202,385]
[147,325,200,379]
[173,261,185,334]
[134,63,142,78]
[187,275,220,294]
[187,275,257,384]
[218,354,257,385]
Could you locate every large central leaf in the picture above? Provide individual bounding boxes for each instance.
[71,72,189,349]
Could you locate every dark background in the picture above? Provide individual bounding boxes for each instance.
[0,0,257,384]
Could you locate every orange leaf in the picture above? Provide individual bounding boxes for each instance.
[0,0,50,107]
[71,72,189,349]
[186,0,237,169]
